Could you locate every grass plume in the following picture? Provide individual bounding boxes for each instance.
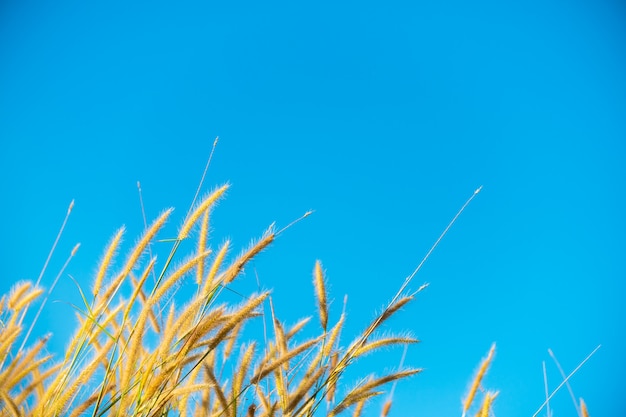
[462,343,495,417]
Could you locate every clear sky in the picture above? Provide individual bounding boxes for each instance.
[1,0,624,416]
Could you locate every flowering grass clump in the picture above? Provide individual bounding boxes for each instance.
[0,166,598,417]
[0,184,422,417]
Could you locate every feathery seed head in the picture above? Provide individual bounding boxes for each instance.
[463,343,496,414]
[381,399,392,417]
[178,184,228,240]
[313,260,328,331]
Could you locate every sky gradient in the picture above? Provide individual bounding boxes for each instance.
[1,0,625,416]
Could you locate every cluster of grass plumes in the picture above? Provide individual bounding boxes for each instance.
[459,343,598,417]
[1,169,597,417]
[0,184,422,417]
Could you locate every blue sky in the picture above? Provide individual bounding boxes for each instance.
[1,0,625,416]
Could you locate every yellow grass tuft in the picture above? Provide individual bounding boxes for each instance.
[7,282,43,314]
[352,399,366,417]
[475,391,498,417]
[201,240,230,298]
[219,231,274,285]
[580,398,590,417]
[178,184,228,240]
[196,209,210,285]
[462,343,496,417]
[354,336,419,358]
[313,260,328,332]
[93,227,125,299]
[380,398,392,417]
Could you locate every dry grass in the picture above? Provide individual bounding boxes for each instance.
[461,343,496,417]
[0,173,598,417]
[0,184,421,417]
